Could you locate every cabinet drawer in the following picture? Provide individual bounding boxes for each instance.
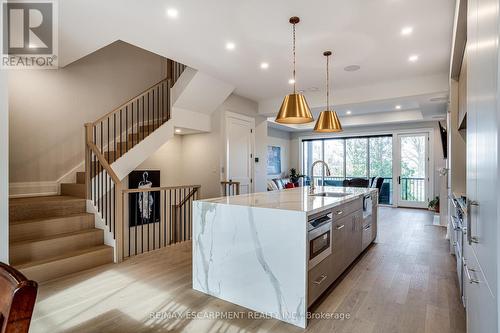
[332,198,362,220]
[308,251,334,306]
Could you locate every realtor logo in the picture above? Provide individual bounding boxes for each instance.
[1,0,58,68]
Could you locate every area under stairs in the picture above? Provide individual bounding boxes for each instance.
[9,172,113,283]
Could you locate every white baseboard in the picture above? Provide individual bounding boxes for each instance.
[9,181,59,198]
[86,200,117,262]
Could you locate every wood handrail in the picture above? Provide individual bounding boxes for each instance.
[176,188,199,207]
[86,141,121,184]
[123,185,201,194]
[92,78,171,126]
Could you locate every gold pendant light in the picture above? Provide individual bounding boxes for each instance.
[314,51,343,132]
[275,17,314,124]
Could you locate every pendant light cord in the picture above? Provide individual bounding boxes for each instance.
[292,22,296,93]
[326,54,329,111]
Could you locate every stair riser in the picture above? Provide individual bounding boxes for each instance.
[10,229,104,265]
[10,200,86,221]
[61,183,86,198]
[10,215,95,242]
[19,247,113,283]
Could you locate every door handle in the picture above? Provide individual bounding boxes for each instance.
[398,176,401,184]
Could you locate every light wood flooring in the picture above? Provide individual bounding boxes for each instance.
[30,207,466,333]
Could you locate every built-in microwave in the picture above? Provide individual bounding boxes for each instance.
[308,212,333,270]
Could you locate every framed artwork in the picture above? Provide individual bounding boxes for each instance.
[128,170,160,227]
[267,145,281,175]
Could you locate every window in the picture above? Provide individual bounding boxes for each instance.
[302,135,393,204]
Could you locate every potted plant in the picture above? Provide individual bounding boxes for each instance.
[429,196,440,213]
[289,168,305,187]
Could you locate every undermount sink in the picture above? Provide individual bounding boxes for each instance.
[310,192,351,198]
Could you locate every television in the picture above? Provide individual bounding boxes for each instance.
[438,121,448,159]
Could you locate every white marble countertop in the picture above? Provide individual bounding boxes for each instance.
[199,186,377,215]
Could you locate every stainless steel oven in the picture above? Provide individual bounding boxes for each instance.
[308,212,333,270]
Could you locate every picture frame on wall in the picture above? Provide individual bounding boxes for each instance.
[128,170,161,227]
[267,145,281,175]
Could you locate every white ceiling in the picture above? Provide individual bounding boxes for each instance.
[60,0,455,127]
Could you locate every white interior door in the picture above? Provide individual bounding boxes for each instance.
[395,133,429,208]
[225,113,254,194]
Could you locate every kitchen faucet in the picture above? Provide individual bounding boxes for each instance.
[309,160,331,194]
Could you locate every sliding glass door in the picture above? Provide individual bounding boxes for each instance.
[395,133,429,208]
[302,135,393,204]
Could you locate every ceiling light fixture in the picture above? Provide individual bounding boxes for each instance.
[166,8,178,18]
[275,16,313,124]
[408,54,419,62]
[346,110,352,115]
[225,42,236,51]
[344,65,361,72]
[175,128,182,133]
[395,105,402,110]
[288,78,295,84]
[401,26,413,36]
[314,51,342,133]
[260,62,269,69]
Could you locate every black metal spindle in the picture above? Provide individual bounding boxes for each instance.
[119,109,123,156]
[113,114,116,161]
[147,190,150,252]
[153,191,156,250]
[142,96,145,141]
[125,106,129,152]
[131,101,134,150]
[135,193,138,256]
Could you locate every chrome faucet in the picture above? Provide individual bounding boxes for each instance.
[309,160,331,194]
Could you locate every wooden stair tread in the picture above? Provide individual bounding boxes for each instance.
[9,212,93,225]
[10,195,85,204]
[15,245,112,270]
[10,228,102,246]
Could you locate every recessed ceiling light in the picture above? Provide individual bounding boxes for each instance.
[260,62,269,69]
[395,105,402,110]
[166,8,178,18]
[288,79,296,85]
[175,128,182,133]
[401,26,413,36]
[408,55,419,62]
[225,42,236,51]
[344,65,361,72]
[346,110,352,115]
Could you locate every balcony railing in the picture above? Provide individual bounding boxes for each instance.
[400,177,425,202]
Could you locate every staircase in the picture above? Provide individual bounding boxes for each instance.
[9,60,187,282]
[9,172,113,282]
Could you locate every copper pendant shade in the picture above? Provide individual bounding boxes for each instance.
[314,51,343,132]
[275,17,313,124]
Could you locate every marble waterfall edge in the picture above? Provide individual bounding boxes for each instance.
[192,201,308,328]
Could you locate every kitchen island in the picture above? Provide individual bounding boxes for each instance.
[192,186,378,328]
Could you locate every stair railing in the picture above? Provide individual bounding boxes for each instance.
[121,185,201,258]
[221,181,240,196]
[84,59,186,263]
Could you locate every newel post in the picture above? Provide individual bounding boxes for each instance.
[115,182,124,263]
[84,123,93,200]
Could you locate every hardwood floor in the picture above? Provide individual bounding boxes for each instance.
[30,207,466,333]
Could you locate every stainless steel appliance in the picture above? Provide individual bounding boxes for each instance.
[362,194,373,249]
[308,212,333,269]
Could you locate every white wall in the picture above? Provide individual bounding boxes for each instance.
[267,128,291,179]
[139,94,272,198]
[8,41,166,192]
[0,70,8,263]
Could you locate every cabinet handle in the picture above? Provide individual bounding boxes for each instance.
[363,224,371,230]
[467,200,479,245]
[313,274,328,285]
[336,210,343,215]
[336,224,345,230]
[464,263,479,284]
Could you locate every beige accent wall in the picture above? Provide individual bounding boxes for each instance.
[9,41,165,185]
[0,70,8,262]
